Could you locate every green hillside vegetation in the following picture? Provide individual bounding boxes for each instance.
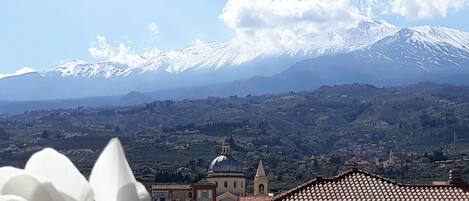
[1,82,469,192]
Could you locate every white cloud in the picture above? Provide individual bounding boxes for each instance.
[350,0,393,16]
[148,21,159,35]
[88,35,115,58]
[391,0,469,19]
[220,0,367,52]
[88,35,144,67]
[0,67,36,79]
[84,0,398,66]
[111,43,145,67]
[218,0,469,52]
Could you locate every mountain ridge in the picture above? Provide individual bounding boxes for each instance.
[1,24,468,102]
[3,18,396,80]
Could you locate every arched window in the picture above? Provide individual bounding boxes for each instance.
[259,184,265,193]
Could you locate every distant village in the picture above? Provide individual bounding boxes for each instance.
[148,137,469,201]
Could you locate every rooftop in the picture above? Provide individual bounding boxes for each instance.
[274,168,469,201]
[208,154,243,174]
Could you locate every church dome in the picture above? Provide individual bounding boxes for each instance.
[208,154,243,173]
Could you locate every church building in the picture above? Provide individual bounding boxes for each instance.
[207,137,273,201]
[253,160,268,196]
[207,138,246,201]
[239,160,274,201]
[151,137,273,201]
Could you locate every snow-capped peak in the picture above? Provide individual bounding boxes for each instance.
[53,59,133,78]
[364,26,469,71]
[0,67,36,80]
[381,26,469,51]
[46,18,398,79]
[343,18,397,49]
[53,59,87,76]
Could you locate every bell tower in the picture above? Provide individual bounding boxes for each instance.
[221,137,230,155]
[254,160,268,196]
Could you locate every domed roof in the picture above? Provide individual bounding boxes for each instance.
[208,154,243,173]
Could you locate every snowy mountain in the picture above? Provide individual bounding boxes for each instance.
[364,26,469,71]
[275,26,469,90]
[3,20,469,102]
[2,25,469,113]
[49,18,397,79]
[0,18,398,101]
[141,26,469,99]
[52,59,134,78]
[0,67,36,79]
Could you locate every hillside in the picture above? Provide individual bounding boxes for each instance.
[2,83,469,191]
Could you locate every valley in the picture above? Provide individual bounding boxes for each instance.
[1,83,469,192]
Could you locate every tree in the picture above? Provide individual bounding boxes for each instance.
[267,154,279,168]
[40,130,49,139]
[0,128,8,140]
[428,149,448,162]
[295,166,309,180]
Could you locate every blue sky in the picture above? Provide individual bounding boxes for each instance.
[0,0,468,73]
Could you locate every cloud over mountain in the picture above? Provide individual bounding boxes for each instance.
[391,0,469,19]
[148,21,159,35]
[71,0,469,71]
[220,0,367,52]
[88,35,144,68]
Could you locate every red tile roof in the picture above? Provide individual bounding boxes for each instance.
[274,168,469,201]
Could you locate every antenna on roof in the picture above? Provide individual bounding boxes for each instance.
[451,131,457,169]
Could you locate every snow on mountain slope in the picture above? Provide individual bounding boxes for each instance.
[364,26,469,71]
[53,59,135,78]
[142,40,268,74]
[403,26,469,51]
[5,20,469,101]
[0,67,36,79]
[2,22,469,102]
[373,26,469,52]
[343,18,398,49]
[47,24,469,80]
[49,18,397,79]
[277,26,469,91]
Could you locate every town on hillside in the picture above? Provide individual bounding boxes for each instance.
[148,137,469,201]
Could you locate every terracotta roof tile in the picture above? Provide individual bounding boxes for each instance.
[274,169,469,201]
